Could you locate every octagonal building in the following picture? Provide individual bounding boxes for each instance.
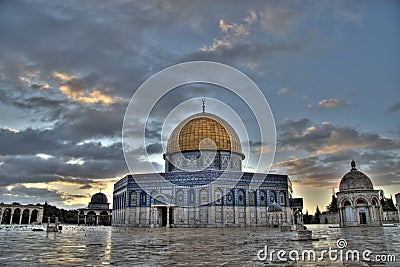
[113,108,300,227]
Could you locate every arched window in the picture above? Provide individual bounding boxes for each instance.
[269,191,276,204]
[259,190,267,206]
[215,188,223,204]
[344,200,351,206]
[250,191,256,206]
[227,190,234,205]
[356,199,367,206]
[200,188,208,205]
[130,191,137,206]
[238,190,245,205]
[176,190,184,205]
[140,191,147,206]
[188,189,195,205]
[280,191,285,205]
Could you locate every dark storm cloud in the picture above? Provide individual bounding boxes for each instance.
[0,184,86,205]
[278,119,400,153]
[54,104,126,142]
[279,118,312,135]
[0,154,127,187]
[79,184,93,190]
[275,150,400,189]
[274,157,342,189]
[275,119,400,188]
[146,143,164,155]
[386,102,400,114]
[0,128,63,156]
[186,41,305,70]
[0,125,128,186]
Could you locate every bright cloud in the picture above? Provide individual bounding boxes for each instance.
[52,72,78,82]
[278,88,291,95]
[318,98,348,108]
[201,11,257,52]
[53,72,118,105]
[59,85,116,104]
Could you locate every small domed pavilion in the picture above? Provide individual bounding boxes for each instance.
[337,160,382,227]
[78,192,112,226]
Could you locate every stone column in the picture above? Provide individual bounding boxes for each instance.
[166,206,170,228]
[37,210,42,224]
[77,214,80,226]
[10,212,14,224]
[210,206,215,226]
[146,207,151,226]
[150,207,155,227]
[234,206,239,225]
[367,206,372,225]
[245,206,250,225]
[19,214,22,225]
[95,215,99,226]
[353,207,358,226]
[84,215,87,225]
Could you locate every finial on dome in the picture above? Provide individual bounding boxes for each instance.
[202,98,205,113]
[351,160,356,170]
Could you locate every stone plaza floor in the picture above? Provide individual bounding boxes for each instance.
[0,224,398,266]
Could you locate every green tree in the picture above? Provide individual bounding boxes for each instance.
[313,206,321,224]
[43,202,79,224]
[326,194,338,212]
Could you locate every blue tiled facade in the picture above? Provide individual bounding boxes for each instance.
[113,171,294,227]
[113,112,298,227]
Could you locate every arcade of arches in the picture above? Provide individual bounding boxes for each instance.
[0,204,43,225]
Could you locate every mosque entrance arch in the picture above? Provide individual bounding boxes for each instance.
[160,207,168,227]
[359,209,367,224]
[153,205,174,227]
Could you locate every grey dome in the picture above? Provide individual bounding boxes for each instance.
[339,161,373,191]
[91,192,108,204]
[268,203,283,213]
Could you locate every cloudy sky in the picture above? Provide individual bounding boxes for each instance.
[0,0,399,212]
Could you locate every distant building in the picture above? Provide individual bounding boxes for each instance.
[0,203,43,225]
[78,193,112,226]
[337,160,382,227]
[381,196,398,223]
[320,211,339,224]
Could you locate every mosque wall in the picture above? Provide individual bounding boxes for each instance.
[117,205,292,227]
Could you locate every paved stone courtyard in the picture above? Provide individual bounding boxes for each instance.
[0,224,398,266]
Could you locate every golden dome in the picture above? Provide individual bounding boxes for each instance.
[166,113,243,156]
